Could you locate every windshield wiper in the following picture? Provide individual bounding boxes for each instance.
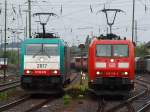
[32,44,50,58]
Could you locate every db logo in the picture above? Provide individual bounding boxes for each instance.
[109,63,116,68]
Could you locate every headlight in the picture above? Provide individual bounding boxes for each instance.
[118,63,129,68]
[96,71,100,75]
[124,72,128,75]
[26,70,31,74]
[53,70,58,74]
[96,71,103,75]
[96,62,106,68]
[121,72,128,76]
[40,58,44,62]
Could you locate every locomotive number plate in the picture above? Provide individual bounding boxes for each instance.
[37,64,47,69]
[108,63,116,68]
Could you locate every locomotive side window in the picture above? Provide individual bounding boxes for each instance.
[113,45,128,57]
[96,45,111,57]
[26,44,58,56]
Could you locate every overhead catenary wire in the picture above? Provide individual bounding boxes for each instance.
[0,0,150,44]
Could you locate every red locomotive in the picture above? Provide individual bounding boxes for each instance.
[88,35,135,95]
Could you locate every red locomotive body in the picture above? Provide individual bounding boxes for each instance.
[88,38,135,95]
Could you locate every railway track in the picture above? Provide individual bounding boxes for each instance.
[126,103,136,112]
[105,79,150,112]
[64,72,80,91]
[96,98,105,112]
[137,100,150,112]
[24,97,55,112]
[136,76,150,85]
[0,95,56,112]
[0,72,80,112]
[0,95,30,112]
[0,80,19,87]
[136,78,150,112]
[0,72,149,112]
[0,80,20,92]
[0,78,78,112]
[0,73,19,80]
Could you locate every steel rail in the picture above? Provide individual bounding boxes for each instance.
[136,79,150,85]
[106,80,149,112]
[137,100,150,112]
[0,80,20,87]
[136,78,150,112]
[126,103,136,112]
[0,95,30,112]
[0,82,20,92]
[24,72,79,112]
[25,97,54,112]
[96,98,105,112]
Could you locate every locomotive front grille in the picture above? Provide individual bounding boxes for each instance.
[21,76,63,90]
[103,78,122,85]
[95,77,130,85]
[22,76,62,84]
[96,71,129,77]
[105,72,119,75]
[92,77,132,90]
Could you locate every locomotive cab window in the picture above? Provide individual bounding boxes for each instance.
[113,45,128,57]
[96,45,111,57]
[96,44,128,57]
[26,44,59,56]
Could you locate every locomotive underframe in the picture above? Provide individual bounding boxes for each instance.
[89,77,134,95]
[21,75,64,94]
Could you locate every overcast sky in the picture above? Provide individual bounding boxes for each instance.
[0,0,150,45]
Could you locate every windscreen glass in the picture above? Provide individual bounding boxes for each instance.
[26,44,58,56]
[96,45,111,57]
[96,44,128,57]
[113,45,128,57]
